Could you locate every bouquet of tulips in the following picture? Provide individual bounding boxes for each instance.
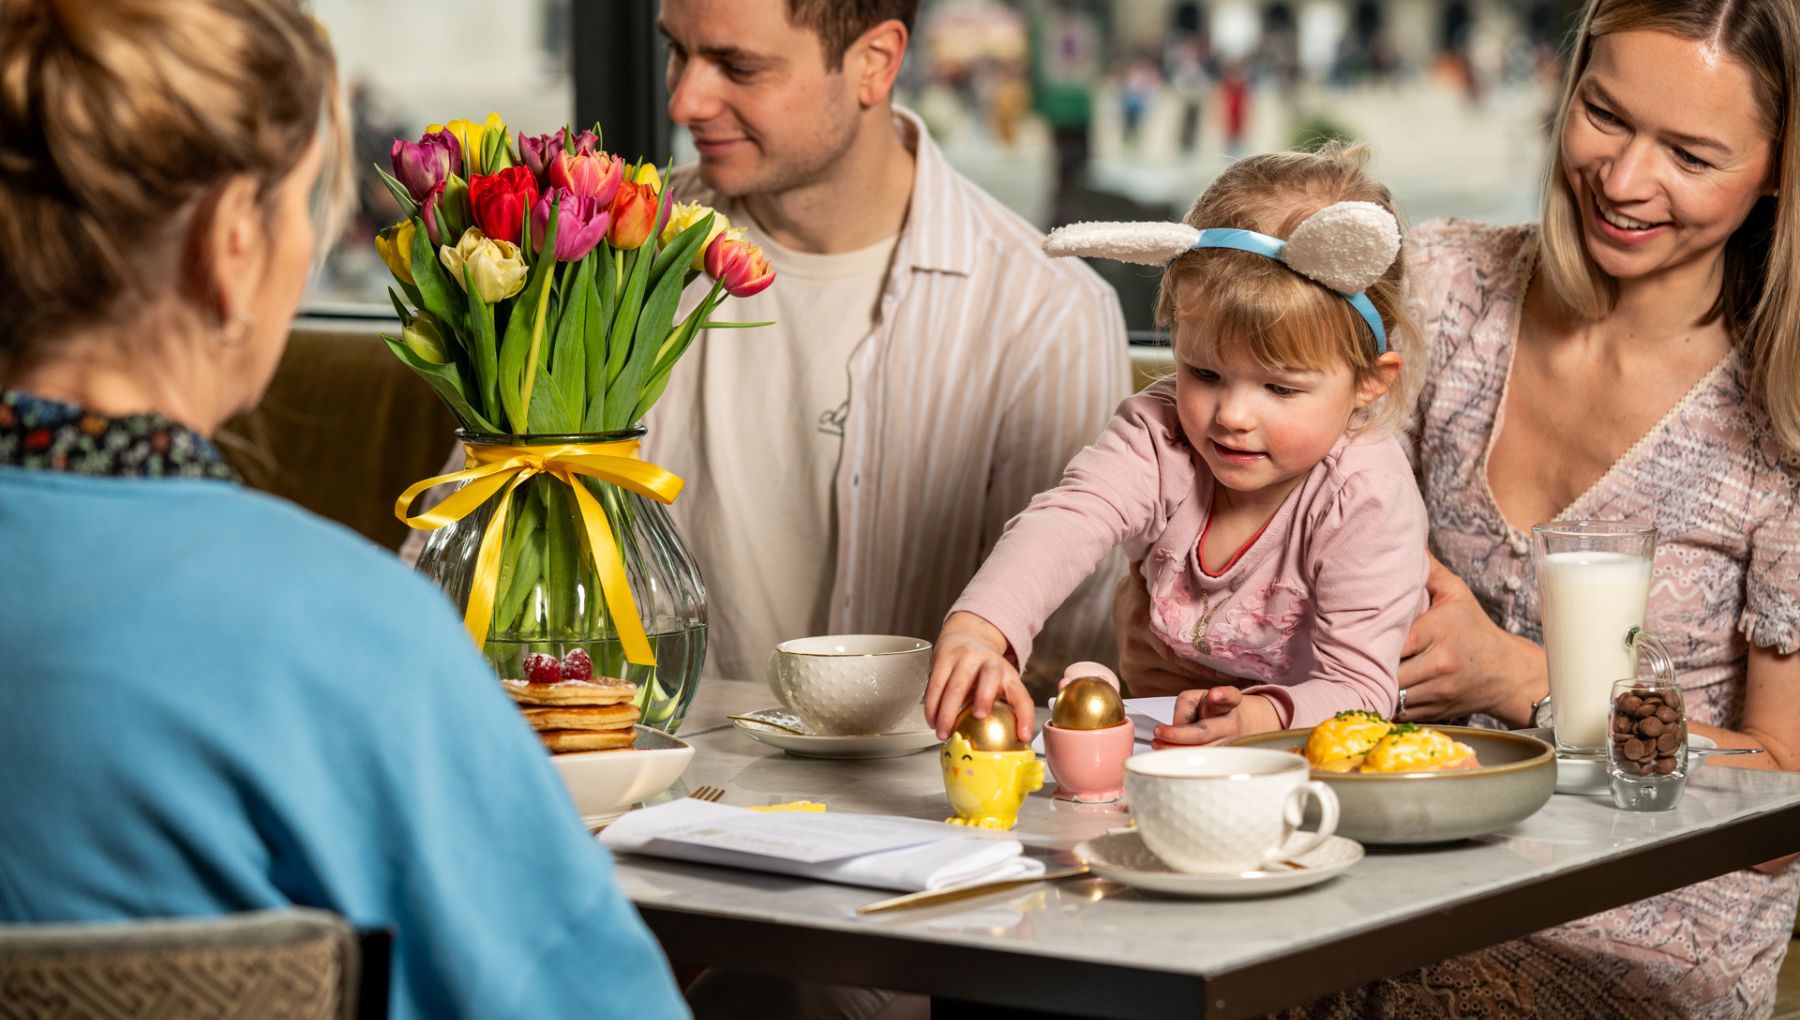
[373,114,773,434]
[375,114,774,730]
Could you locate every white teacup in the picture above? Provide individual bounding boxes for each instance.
[767,635,931,736]
[1125,747,1340,874]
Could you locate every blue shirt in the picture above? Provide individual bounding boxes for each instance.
[0,467,688,1019]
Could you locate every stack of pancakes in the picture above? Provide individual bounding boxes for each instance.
[503,677,641,753]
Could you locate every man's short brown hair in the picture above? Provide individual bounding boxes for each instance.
[786,0,917,68]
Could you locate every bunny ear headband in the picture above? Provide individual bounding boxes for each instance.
[1043,201,1401,354]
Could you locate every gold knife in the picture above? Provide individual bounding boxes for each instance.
[856,865,1091,916]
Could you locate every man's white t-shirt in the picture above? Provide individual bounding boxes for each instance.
[673,220,899,680]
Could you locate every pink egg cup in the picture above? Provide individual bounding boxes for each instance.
[1043,661,1135,803]
[1043,721,1135,802]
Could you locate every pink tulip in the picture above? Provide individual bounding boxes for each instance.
[704,231,775,298]
[548,149,623,206]
[531,187,611,262]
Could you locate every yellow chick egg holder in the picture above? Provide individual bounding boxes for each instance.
[941,732,1043,830]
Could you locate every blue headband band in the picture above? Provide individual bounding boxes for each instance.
[1190,227,1388,355]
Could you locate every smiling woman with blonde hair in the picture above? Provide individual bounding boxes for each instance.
[1118,0,1800,1014]
[0,2,684,1017]
[1299,0,1800,1013]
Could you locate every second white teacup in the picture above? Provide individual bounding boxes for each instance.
[767,635,931,735]
[1125,747,1340,874]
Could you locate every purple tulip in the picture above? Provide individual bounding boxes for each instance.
[390,130,462,203]
[531,187,610,262]
[569,129,601,155]
[518,128,565,185]
[421,181,447,245]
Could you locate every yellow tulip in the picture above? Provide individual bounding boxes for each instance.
[439,227,527,304]
[660,201,730,270]
[632,163,663,190]
[426,113,509,175]
[375,219,416,284]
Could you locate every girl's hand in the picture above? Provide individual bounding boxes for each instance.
[1150,688,1280,747]
[1114,561,1228,697]
[1397,556,1546,727]
[925,612,1036,743]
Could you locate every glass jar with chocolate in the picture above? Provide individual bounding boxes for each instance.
[1606,677,1687,811]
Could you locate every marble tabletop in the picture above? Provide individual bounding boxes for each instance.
[611,680,1800,1019]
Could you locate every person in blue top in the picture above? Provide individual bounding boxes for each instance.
[0,2,687,1017]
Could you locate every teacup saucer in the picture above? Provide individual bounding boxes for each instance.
[730,708,942,760]
[1074,830,1363,899]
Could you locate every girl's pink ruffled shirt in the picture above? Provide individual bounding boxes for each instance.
[951,380,1429,728]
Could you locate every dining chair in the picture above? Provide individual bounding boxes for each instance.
[0,908,388,1020]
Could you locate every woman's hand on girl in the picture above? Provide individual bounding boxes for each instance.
[925,612,1036,743]
[1113,562,1227,697]
[1397,555,1547,727]
[1150,687,1279,747]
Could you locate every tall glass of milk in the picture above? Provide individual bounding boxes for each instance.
[1531,521,1675,757]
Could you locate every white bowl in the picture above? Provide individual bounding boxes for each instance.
[551,726,694,824]
[767,634,931,735]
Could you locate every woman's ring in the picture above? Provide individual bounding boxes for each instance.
[1395,686,1408,721]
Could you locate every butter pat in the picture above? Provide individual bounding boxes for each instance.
[745,801,827,813]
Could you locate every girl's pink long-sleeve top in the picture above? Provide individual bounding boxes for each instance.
[951,381,1429,727]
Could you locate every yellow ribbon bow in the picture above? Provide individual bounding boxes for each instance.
[395,439,684,666]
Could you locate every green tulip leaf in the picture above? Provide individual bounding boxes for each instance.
[407,217,465,335]
[387,287,415,327]
[549,257,591,413]
[581,254,612,431]
[608,217,711,428]
[495,494,546,635]
[497,200,561,431]
[526,361,581,433]
[374,165,419,218]
[464,284,500,423]
[380,333,497,433]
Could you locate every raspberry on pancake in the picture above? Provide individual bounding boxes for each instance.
[502,676,636,707]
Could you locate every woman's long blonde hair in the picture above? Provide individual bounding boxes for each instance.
[1155,143,1424,438]
[0,0,350,363]
[1540,0,1800,450]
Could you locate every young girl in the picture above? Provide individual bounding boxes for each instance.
[925,144,1429,746]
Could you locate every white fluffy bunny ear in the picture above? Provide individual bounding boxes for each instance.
[1280,201,1400,293]
[1043,221,1201,266]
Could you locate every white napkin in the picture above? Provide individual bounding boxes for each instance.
[601,800,1045,892]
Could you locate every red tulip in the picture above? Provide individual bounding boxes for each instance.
[468,166,539,246]
[704,230,775,298]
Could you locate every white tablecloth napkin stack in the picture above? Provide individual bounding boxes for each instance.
[600,799,1045,892]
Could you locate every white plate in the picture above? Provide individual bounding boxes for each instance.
[730,708,942,760]
[1075,830,1363,899]
[552,726,694,825]
[1518,727,1717,796]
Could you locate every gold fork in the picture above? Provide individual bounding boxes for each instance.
[588,785,726,834]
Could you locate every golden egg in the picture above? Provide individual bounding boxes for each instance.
[1051,676,1126,730]
[951,704,1027,751]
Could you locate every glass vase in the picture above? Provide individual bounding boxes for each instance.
[415,428,707,732]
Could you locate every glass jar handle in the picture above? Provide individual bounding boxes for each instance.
[1626,626,1676,685]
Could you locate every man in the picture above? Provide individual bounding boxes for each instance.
[652,0,1130,687]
